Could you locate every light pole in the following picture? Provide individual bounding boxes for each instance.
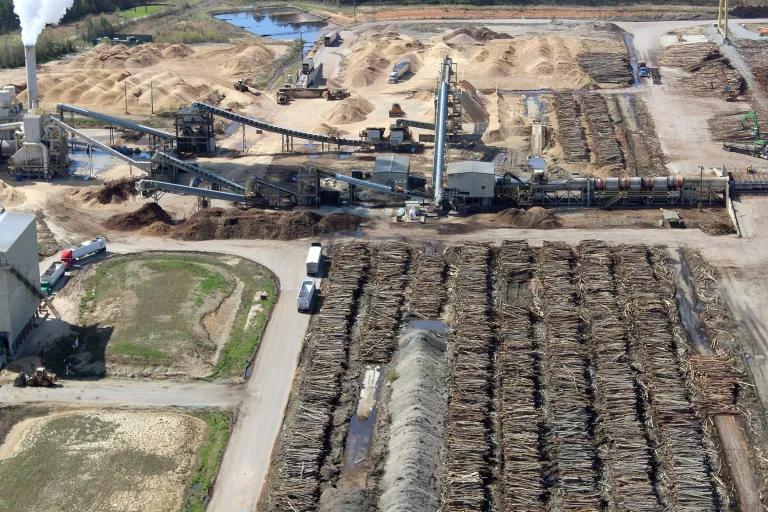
[698,165,704,212]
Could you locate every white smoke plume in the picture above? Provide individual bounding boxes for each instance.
[13,0,75,46]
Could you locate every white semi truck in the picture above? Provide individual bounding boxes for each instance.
[297,279,316,313]
[60,237,107,269]
[306,243,322,276]
[388,59,410,84]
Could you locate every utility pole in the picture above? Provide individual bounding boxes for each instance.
[150,81,154,114]
[698,164,704,212]
[124,83,128,114]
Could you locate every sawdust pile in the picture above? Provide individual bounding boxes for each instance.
[444,27,510,45]
[460,80,490,126]
[325,97,375,124]
[79,177,139,204]
[495,207,561,228]
[69,43,195,69]
[205,43,276,75]
[172,208,364,241]
[140,222,176,236]
[103,203,173,231]
[342,32,424,87]
[0,181,24,206]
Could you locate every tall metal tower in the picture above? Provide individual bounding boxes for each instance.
[717,0,729,40]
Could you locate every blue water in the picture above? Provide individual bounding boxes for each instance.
[215,10,327,53]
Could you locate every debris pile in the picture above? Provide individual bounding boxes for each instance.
[103,203,173,231]
[495,207,561,229]
[80,177,139,204]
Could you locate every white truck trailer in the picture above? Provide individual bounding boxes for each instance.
[323,31,339,46]
[388,59,410,84]
[297,279,316,313]
[60,237,107,269]
[40,261,65,294]
[306,243,322,276]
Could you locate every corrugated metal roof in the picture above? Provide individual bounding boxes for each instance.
[0,210,35,253]
[372,154,410,175]
[447,161,495,175]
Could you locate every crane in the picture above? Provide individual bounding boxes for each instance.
[742,111,766,146]
[722,111,768,159]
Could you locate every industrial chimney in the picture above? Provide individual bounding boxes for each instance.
[24,45,38,112]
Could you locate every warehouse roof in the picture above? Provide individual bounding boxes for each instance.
[0,210,35,253]
[373,154,410,175]
[447,161,495,175]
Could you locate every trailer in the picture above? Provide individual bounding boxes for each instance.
[60,237,107,269]
[40,261,65,294]
[306,243,322,276]
[323,31,340,46]
[388,59,410,84]
[297,279,316,313]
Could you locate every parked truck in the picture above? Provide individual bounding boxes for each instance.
[306,243,322,276]
[388,59,410,84]
[40,261,65,294]
[60,237,107,269]
[323,30,340,46]
[297,279,316,313]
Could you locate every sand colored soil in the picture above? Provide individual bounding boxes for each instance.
[341,32,424,88]
[79,177,139,204]
[172,208,364,241]
[325,97,375,124]
[0,180,24,206]
[495,207,561,228]
[104,202,173,231]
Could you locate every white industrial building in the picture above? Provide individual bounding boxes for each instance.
[447,161,496,207]
[0,210,40,366]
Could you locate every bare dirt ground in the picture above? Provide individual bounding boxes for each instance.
[0,409,205,512]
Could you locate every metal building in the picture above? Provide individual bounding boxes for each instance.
[446,161,495,207]
[0,210,40,366]
[372,154,410,188]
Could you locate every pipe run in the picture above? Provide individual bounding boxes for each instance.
[432,57,452,206]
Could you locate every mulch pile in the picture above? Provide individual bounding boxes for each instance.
[103,203,173,231]
[81,178,139,204]
[495,207,562,229]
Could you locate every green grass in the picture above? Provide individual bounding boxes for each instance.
[110,341,170,363]
[182,411,231,512]
[119,4,164,19]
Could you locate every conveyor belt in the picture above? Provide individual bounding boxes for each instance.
[57,103,175,140]
[191,102,367,147]
[49,118,150,171]
[137,179,253,203]
[395,118,435,130]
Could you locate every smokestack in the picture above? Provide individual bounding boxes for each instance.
[24,45,37,112]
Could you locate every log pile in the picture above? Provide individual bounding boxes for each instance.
[661,43,744,98]
[359,241,410,363]
[575,240,657,510]
[441,244,494,512]
[578,52,633,85]
[688,355,739,415]
[614,245,715,510]
[494,240,545,511]
[405,246,446,319]
[267,242,369,511]
[537,242,601,509]
[736,40,768,89]
[579,94,624,168]
[553,93,589,162]
[707,111,756,143]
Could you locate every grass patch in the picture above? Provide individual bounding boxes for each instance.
[109,341,170,363]
[119,4,165,19]
[182,411,231,512]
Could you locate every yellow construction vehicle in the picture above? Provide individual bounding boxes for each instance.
[14,367,59,387]
[276,90,291,105]
[389,103,406,118]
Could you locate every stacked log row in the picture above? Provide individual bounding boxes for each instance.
[405,245,446,319]
[553,93,589,162]
[267,242,369,511]
[441,244,495,511]
[359,241,410,363]
[537,242,601,509]
[575,240,658,510]
[614,246,715,510]
[579,94,625,168]
[578,51,634,85]
[494,240,546,510]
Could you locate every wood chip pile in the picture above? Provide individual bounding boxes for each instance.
[614,246,715,510]
[578,52,633,85]
[359,241,410,363]
[494,240,545,510]
[441,244,494,511]
[267,242,369,511]
[579,94,625,168]
[553,93,589,162]
[575,240,657,510]
[537,242,601,509]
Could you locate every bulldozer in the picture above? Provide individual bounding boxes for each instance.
[276,90,291,105]
[389,103,406,118]
[325,88,350,101]
[233,79,249,93]
[14,367,59,387]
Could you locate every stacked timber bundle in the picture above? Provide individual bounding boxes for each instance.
[537,242,601,510]
[494,241,545,510]
[553,93,589,162]
[736,40,768,89]
[614,246,716,510]
[578,94,624,168]
[578,52,633,85]
[661,43,744,98]
[575,241,657,510]
[405,247,446,319]
[359,241,410,363]
[268,242,369,511]
[441,244,494,512]
[688,355,739,415]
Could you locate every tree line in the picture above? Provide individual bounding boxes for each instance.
[0,0,146,35]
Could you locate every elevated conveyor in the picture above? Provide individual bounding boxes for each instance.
[56,104,175,140]
[191,102,367,147]
[395,118,435,131]
[49,118,150,171]
[137,179,255,203]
